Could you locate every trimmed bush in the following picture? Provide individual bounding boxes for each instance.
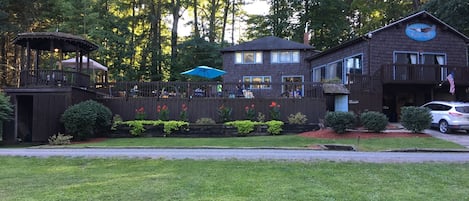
[360,111,388,133]
[84,100,113,135]
[287,112,308,125]
[400,106,432,133]
[324,111,356,134]
[265,120,284,135]
[61,100,112,139]
[225,120,259,135]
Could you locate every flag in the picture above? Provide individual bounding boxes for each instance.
[447,72,455,95]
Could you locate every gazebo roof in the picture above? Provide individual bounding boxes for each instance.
[13,32,98,52]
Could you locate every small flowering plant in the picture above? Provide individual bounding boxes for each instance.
[157,104,169,120]
[245,104,256,121]
[135,107,146,120]
[269,101,281,120]
[217,104,232,122]
[180,103,188,121]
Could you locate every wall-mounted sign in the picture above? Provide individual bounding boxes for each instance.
[405,23,436,42]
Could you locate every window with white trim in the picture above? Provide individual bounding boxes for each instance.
[312,66,325,82]
[242,76,271,89]
[344,54,362,74]
[326,60,343,81]
[271,51,300,63]
[395,52,419,64]
[422,53,446,65]
[235,51,263,64]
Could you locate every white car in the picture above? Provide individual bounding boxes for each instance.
[421,101,469,133]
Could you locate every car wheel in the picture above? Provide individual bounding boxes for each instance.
[439,120,450,134]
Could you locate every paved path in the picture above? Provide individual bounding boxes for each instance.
[423,129,469,148]
[0,148,469,163]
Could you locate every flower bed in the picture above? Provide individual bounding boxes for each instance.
[110,122,320,138]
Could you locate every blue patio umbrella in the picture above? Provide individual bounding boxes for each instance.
[181,66,226,79]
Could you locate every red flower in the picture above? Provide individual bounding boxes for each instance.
[269,101,277,107]
[157,105,161,113]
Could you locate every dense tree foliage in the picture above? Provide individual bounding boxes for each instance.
[0,0,467,86]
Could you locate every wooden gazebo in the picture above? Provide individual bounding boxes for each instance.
[3,32,99,143]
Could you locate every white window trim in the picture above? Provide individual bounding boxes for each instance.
[242,76,272,89]
[343,53,363,82]
[312,65,325,82]
[281,75,304,96]
[393,51,420,64]
[235,51,263,64]
[271,50,300,64]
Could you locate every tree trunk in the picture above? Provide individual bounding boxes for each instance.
[208,0,219,42]
[221,0,230,43]
[171,0,181,70]
[193,0,199,38]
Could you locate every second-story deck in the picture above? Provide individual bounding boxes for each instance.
[380,64,469,85]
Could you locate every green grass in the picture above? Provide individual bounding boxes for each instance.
[1,156,469,201]
[70,135,465,151]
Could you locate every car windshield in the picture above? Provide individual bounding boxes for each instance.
[455,106,469,113]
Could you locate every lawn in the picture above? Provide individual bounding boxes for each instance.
[70,135,465,152]
[1,156,469,201]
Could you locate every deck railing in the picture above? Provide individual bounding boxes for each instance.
[381,64,469,84]
[95,81,324,99]
[19,70,90,88]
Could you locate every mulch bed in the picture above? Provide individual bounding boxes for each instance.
[298,128,430,139]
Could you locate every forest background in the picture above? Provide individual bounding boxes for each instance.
[0,0,468,86]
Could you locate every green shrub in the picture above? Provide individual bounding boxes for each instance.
[111,114,123,130]
[163,121,189,135]
[256,112,266,122]
[225,120,259,135]
[0,92,13,122]
[125,120,146,136]
[61,103,97,139]
[360,111,388,132]
[400,106,432,133]
[123,120,164,136]
[287,112,308,125]
[265,120,284,135]
[61,100,112,139]
[324,111,356,134]
[48,133,73,145]
[84,100,113,135]
[195,117,216,125]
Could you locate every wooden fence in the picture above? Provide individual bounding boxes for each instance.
[98,97,326,124]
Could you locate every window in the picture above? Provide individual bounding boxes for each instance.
[271,51,300,63]
[242,76,271,89]
[394,52,419,64]
[422,53,446,65]
[344,54,362,74]
[312,55,361,84]
[312,66,325,82]
[235,51,263,64]
[326,60,343,81]
[282,76,304,97]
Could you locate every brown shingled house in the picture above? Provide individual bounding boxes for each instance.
[221,36,316,97]
[307,11,469,121]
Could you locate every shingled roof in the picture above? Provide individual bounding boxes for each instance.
[221,36,314,52]
[13,32,98,53]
